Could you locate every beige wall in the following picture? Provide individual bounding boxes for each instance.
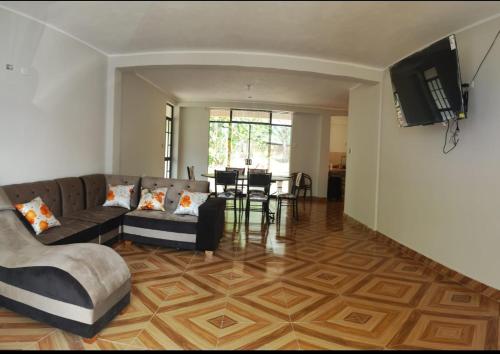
[177,107,210,180]
[0,7,107,184]
[290,112,330,197]
[344,84,381,229]
[345,16,500,289]
[119,72,170,177]
[330,116,348,166]
[377,16,500,289]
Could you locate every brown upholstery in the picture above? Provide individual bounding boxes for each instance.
[105,175,141,209]
[3,180,62,217]
[80,174,106,208]
[55,178,85,216]
[140,177,209,212]
[68,206,128,224]
[32,217,99,245]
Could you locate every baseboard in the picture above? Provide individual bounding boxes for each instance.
[343,213,500,303]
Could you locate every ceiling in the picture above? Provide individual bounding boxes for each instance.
[2,1,500,68]
[131,65,358,109]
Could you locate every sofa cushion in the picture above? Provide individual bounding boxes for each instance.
[124,209,197,234]
[3,180,62,217]
[36,217,100,245]
[137,187,168,211]
[15,196,61,235]
[55,177,86,216]
[105,175,141,209]
[68,206,128,224]
[66,206,128,236]
[173,190,210,217]
[80,174,107,209]
[103,184,134,210]
[140,177,209,212]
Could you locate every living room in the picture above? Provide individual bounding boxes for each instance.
[1,1,500,350]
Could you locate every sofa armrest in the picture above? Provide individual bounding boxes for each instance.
[196,198,226,251]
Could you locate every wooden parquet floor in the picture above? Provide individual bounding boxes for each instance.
[1,200,499,350]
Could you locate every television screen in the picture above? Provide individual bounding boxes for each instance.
[390,35,465,127]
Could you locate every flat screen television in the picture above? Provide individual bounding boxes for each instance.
[390,34,466,127]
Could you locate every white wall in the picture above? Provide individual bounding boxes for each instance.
[177,107,210,180]
[290,112,330,197]
[330,116,348,152]
[0,7,107,185]
[330,115,348,167]
[345,16,500,289]
[118,72,172,177]
[377,16,500,289]
[344,84,381,229]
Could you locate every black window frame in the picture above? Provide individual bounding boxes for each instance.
[164,103,174,178]
[208,108,292,172]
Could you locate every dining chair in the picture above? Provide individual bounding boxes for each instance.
[301,173,313,199]
[226,166,246,193]
[276,172,302,223]
[214,170,244,223]
[248,168,268,174]
[187,166,195,180]
[245,172,272,225]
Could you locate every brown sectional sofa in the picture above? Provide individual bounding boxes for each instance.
[2,173,226,251]
[0,173,226,338]
[122,177,226,252]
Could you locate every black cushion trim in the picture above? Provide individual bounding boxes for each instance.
[0,266,93,308]
[123,233,196,250]
[123,215,197,234]
[0,292,130,338]
[100,215,123,234]
[196,198,226,251]
[103,234,122,247]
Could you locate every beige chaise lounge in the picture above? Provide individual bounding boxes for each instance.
[0,188,131,338]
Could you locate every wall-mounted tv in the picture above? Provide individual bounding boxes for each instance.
[390,35,466,127]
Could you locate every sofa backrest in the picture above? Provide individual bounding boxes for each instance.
[105,174,141,209]
[141,177,209,211]
[55,177,85,216]
[3,180,63,217]
[80,174,106,208]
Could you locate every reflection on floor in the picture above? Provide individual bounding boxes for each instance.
[1,200,498,350]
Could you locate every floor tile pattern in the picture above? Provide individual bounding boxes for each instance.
[0,200,499,350]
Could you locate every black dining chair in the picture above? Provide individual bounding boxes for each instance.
[187,166,195,180]
[225,166,246,193]
[276,172,302,223]
[248,168,268,174]
[245,172,272,225]
[214,170,244,223]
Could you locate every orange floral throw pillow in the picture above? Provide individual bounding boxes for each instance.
[103,184,135,209]
[138,187,168,211]
[173,190,210,217]
[15,197,61,235]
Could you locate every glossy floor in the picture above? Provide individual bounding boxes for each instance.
[1,200,499,350]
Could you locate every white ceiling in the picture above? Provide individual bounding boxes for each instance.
[2,1,500,68]
[131,65,358,109]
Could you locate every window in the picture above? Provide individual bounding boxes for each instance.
[424,67,455,121]
[208,108,292,192]
[164,104,174,178]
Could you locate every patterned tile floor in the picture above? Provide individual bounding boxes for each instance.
[1,200,499,350]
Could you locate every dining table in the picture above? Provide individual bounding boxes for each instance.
[201,172,291,223]
[200,173,290,182]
